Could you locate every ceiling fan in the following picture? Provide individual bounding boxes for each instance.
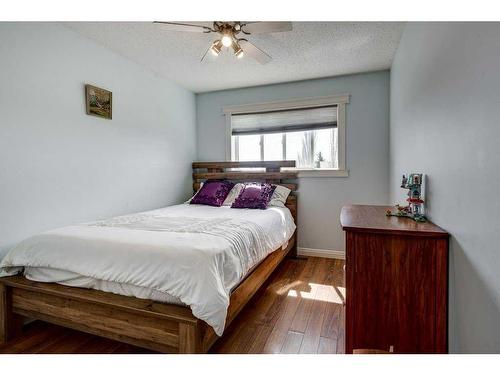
[153,21,293,64]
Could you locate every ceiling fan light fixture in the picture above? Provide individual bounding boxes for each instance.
[233,43,244,59]
[210,40,223,56]
[221,34,233,47]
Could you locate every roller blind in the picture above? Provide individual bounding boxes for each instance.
[231,105,337,136]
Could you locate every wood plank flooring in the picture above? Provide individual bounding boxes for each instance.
[0,257,345,354]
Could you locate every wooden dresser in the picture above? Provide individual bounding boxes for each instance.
[341,205,449,354]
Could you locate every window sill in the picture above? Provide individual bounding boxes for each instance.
[294,168,349,178]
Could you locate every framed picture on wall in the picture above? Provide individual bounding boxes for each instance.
[85,84,112,119]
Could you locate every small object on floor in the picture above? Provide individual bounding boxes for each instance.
[386,173,427,222]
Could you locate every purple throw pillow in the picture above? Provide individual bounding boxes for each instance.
[231,183,277,209]
[190,180,234,207]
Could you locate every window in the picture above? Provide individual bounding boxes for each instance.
[224,95,349,177]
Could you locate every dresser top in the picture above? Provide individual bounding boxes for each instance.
[340,205,448,237]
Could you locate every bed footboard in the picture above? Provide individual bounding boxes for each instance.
[0,276,203,353]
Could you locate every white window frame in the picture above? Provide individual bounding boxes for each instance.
[223,94,349,178]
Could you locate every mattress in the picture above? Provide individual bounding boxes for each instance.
[24,266,185,305]
[0,204,296,335]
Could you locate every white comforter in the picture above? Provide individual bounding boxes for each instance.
[0,204,296,335]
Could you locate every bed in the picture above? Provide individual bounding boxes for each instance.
[0,161,298,353]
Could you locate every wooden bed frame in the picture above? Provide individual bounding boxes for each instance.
[0,161,298,353]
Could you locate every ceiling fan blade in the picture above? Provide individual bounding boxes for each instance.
[200,45,212,62]
[241,22,292,34]
[154,21,213,33]
[239,40,272,65]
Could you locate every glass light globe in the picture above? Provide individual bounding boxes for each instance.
[221,35,233,47]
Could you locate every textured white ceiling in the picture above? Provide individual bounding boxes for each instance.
[65,22,405,93]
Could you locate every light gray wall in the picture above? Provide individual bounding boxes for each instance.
[0,23,197,258]
[390,23,500,353]
[197,71,390,253]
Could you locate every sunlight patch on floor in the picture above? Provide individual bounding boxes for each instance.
[286,283,345,304]
[275,280,302,295]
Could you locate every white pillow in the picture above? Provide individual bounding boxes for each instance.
[222,183,244,206]
[268,185,292,207]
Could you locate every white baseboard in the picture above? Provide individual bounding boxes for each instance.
[298,247,345,260]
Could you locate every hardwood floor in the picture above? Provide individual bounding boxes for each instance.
[0,257,345,354]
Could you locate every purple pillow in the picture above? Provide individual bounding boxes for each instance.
[190,180,234,207]
[231,183,277,209]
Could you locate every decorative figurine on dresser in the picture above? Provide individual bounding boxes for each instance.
[386,173,426,222]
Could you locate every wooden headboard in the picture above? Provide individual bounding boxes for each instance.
[192,161,298,222]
